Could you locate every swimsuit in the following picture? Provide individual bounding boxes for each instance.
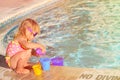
[5,41,24,67]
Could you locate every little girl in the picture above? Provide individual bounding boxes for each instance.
[5,18,46,74]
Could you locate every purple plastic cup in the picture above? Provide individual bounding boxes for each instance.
[36,48,45,56]
[51,56,64,66]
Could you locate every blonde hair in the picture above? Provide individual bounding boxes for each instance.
[14,18,40,38]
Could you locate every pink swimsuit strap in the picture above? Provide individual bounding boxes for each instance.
[6,41,24,57]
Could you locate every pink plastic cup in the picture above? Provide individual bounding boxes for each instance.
[36,48,45,56]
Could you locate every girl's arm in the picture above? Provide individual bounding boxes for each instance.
[19,40,46,53]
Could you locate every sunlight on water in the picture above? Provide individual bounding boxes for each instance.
[3,0,120,68]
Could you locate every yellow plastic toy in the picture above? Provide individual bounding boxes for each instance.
[32,63,42,76]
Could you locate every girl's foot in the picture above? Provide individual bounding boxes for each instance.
[16,68,30,74]
[24,63,33,69]
[24,62,33,67]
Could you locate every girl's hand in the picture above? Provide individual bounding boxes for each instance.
[41,47,46,54]
[36,47,46,55]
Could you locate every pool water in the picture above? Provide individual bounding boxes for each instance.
[2,0,120,69]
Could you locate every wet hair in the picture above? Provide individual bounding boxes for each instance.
[14,18,40,38]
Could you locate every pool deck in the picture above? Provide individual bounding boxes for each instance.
[0,0,61,25]
[0,0,37,23]
[0,0,120,80]
[1,65,120,80]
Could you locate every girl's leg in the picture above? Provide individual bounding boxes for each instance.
[16,58,30,74]
[10,49,32,74]
[10,53,22,69]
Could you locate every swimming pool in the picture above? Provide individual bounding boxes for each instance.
[1,0,120,69]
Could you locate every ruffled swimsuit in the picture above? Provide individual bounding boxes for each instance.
[5,41,24,67]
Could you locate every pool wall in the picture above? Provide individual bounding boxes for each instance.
[0,0,61,29]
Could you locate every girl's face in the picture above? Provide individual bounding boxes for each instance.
[26,27,37,41]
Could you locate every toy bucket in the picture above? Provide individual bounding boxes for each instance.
[40,58,50,71]
[32,64,42,76]
[51,56,64,66]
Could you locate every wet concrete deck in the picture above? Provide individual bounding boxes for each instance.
[0,64,120,80]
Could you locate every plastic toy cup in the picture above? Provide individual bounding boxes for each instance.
[51,56,64,66]
[40,58,50,71]
[32,64,42,76]
[36,48,45,56]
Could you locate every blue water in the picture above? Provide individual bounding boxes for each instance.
[2,0,120,69]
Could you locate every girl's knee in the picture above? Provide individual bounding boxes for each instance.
[26,49,32,54]
[20,49,32,59]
